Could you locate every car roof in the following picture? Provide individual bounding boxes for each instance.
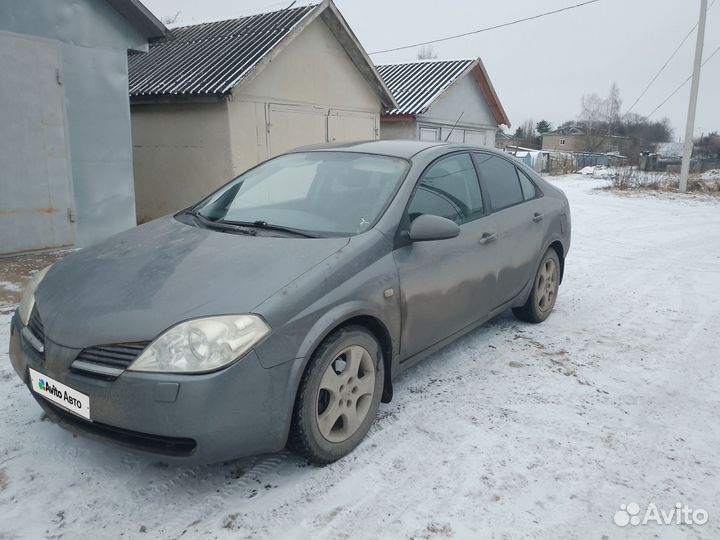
[294,139,506,160]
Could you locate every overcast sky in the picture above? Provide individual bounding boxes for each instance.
[142,0,719,138]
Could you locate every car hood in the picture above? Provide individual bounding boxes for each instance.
[35,217,349,348]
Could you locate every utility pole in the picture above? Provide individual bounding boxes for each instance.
[679,0,707,193]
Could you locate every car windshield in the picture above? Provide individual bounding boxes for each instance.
[194,152,410,237]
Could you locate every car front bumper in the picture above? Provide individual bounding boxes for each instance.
[8,312,297,463]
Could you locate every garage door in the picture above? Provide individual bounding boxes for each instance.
[465,130,490,147]
[328,111,376,142]
[267,104,328,157]
[0,32,75,254]
[267,104,378,157]
[441,127,465,143]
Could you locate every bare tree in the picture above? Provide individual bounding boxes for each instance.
[607,82,621,127]
[160,10,181,25]
[578,83,623,152]
[511,118,539,148]
[417,46,438,60]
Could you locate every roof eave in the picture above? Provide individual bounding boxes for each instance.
[106,0,167,41]
[319,0,398,109]
[470,59,510,128]
[386,58,510,127]
[130,92,228,105]
[226,0,398,109]
[380,113,416,122]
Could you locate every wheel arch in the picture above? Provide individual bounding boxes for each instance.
[548,240,565,283]
[333,315,394,403]
[289,303,397,412]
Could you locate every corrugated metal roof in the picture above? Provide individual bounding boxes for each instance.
[376,59,474,115]
[128,4,317,96]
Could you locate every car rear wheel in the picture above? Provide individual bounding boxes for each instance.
[513,248,560,323]
[288,326,384,464]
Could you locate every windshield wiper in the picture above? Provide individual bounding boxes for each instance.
[186,211,257,236]
[222,220,318,238]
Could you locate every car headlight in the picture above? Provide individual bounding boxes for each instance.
[127,315,271,373]
[18,265,53,326]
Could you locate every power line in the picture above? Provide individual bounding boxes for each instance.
[647,43,720,118]
[369,0,601,55]
[625,0,715,116]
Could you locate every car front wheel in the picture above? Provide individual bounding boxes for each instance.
[288,326,384,464]
[513,248,561,323]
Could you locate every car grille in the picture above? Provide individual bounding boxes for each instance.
[72,342,151,380]
[28,306,44,343]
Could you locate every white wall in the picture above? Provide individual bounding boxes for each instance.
[228,16,381,175]
[380,120,417,140]
[131,101,233,222]
[416,72,499,147]
[421,73,497,127]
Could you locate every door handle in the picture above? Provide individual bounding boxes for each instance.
[532,212,544,222]
[479,232,497,245]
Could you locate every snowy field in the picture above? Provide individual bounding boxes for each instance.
[1,175,720,540]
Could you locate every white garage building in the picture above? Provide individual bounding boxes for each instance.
[129,0,396,222]
[377,58,510,147]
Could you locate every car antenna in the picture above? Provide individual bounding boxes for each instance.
[444,111,464,141]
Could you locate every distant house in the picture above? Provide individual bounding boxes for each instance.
[639,142,686,171]
[655,142,685,162]
[376,59,510,147]
[0,0,166,255]
[542,125,631,154]
[129,0,396,222]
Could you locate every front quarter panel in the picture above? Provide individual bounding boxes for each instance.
[252,230,401,370]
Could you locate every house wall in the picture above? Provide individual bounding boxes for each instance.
[228,17,382,176]
[379,120,417,140]
[542,133,631,154]
[542,134,583,152]
[380,73,500,147]
[0,0,147,252]
[419,73,498,147]
[131,101,233,223]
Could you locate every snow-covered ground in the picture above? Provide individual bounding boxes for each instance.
[1,175,720,540]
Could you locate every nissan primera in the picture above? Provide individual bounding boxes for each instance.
[9,141,570,464]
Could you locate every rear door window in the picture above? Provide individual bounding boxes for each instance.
[518,169,539,200]
[473,154,524,211]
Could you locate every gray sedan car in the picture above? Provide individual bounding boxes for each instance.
[9,140,570,464]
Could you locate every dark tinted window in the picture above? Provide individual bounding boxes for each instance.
[409,187,462,223]
[518,169,538,200]
[474,154,523,210]
[408,154,483,225]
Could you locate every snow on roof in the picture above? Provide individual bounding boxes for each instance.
[655,142,685,158]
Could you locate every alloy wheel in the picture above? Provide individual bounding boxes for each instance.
[316,345,376,443]
[535,257,558,313]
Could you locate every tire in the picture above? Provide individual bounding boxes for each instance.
[513,248,561,323]
[288,326,384,465]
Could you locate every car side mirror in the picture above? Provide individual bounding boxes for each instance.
[408,214,460,242]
